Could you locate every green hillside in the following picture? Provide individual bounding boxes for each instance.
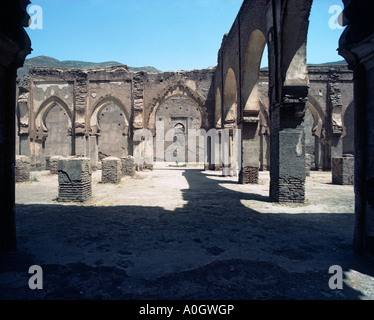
[17,55,161,79]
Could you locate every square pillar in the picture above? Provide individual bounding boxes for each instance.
[15,155,30,183]
[270,94,307,203]
[239,117,260,184]
[101,157,121,184]
[57,157,92,202]
[332,155,354,185]
[121,156,136,177]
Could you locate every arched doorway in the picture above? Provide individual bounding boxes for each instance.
[156,95,202,164]
[43,104,72,157]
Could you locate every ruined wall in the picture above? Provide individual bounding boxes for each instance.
[17,66,216,169]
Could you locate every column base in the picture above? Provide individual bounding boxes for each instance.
[239,166,259,184]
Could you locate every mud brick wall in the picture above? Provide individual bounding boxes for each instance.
[239,166,259,184]
[15,155,30,182]
[121,156,136,177]
[50,156,65,174]
[332,156,354,185]
[101,157,121,184]
[57,157,92,202]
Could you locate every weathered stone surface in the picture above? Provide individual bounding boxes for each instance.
[239,166,259,184]
[332,155,354,185]
[305,153,312,177]
[101,157,121,184]
[15,155,30,183]
[57,157,92,202]
[50,156,65,174]
[121,156,136,177]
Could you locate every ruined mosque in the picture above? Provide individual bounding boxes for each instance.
[1,0,374,300]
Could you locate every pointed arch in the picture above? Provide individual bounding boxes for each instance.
[35,96,73,140]
[147,81,208,133]
[307,94,326,139]
[281,0,313,87]
[242,29,267,115]
[223,68,238,125]
[90,95,130,135]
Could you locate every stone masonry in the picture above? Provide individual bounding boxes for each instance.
[57,157,92,202]
[15,155,30,183]
[239,166,259,184]
[332,155,354,185]
[121,156,136,177]
[101,157,122,184]
[50,156,65,174]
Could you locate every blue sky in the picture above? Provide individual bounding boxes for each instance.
[26,0,345,71]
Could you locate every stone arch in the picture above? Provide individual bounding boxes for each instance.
[35,96,73,142]
[90,96,130,136]
[223,68,237,125]
[307,94,325,139]
[147,81,207,134]
[242,29,267,115]
[215,88,222,128]
[281,0,313,87]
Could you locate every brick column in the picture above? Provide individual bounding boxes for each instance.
[57,157,92,202]
[239,112,260,184]
[101,157,121,184]
[15,155,30,182]
[0,1,32,251]
[270,89,307,203]
[338,0,374,254]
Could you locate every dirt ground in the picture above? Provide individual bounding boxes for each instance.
[1,166,373,300]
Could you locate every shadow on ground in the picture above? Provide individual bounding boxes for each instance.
[0,169,373,300]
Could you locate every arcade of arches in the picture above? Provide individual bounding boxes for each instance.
[1,0,374,255]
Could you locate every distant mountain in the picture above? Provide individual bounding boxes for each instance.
[260,60,348,71]
[17,55,161,79]
[313,60,348,66]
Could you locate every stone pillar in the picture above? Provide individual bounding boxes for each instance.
[101,157,121,184]
[221,129,231,176]
[332,155,354,185]
[270,90,307,203]
[57,157,92,202]
[0,1,32,251]
[338,0,374,254]
[211,129,222,171]
[121,156,136,177]
[305,153,312,177]
[239,115,260,184]
[89,135,98,171]
[50,156,65,174]
[15,155,30,183]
